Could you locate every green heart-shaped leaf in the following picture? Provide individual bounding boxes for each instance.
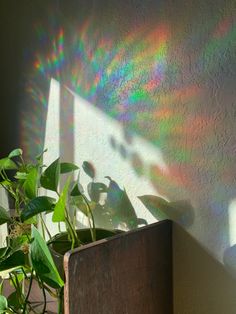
[0,250,26,272]
[70,182,83,196]
[8,148,23,159]
[0,158,17,171]
[60,162,79,174]
[52,177,71,222]
[21,196,55,221]
[40,158,60,192]
[23,167,38,199]
[30,226,64,289]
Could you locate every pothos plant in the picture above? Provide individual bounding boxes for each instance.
[0,148,97,313]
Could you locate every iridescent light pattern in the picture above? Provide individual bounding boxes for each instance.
[20,17,67,160]
[69,21,170,123]
[21,2,236,202]
[34,27,65,81]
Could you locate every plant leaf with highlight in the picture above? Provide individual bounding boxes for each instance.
[40,158,60,192]
[21,196,55,221]
[30,226,64,289]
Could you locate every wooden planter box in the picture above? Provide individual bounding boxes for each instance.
[64,220,173,314]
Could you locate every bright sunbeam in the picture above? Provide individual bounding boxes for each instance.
[43,78,60,163]
[229,199,236,246]
[70,86,168,224]
[42,78,61,237]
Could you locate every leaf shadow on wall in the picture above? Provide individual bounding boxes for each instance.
[80,161,147,230]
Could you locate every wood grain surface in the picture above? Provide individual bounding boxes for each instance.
[64,220,173,314]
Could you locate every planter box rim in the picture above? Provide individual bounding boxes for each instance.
[64,219,172,264]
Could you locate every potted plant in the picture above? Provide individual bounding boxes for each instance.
[0,148,139,313]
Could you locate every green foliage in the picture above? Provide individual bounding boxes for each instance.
[40,158,60,192]
[0,147,138,313]
[0,248,8,259]
[21,196,55,221]
[52,178,71,223]
[8,148,23,159]
[60,162,79,174]
[0,158,17,171]
[23,166,38,199]
[0,207,11,225]
[70,182,83,196]
[0,250,26,272]
[0,295,8,313]
[7,291,21,311]
[30,226,64,289]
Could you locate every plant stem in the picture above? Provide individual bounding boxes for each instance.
[7,306,18,313]
[82,195,96,242]
[2,169,9,182]
[35,275,47,314]
[9,273,24,310]
[64,207,80,249]
[21,267,29,280]
[20,155,26,169]
[40,214,52,239]
[22,271,33,314]
[14,272,24,300]
[31,274,58,298]
[40,278,47,314]
[55,189,79,249]
[65,217,75,250]
[57,287,64,314]
[26,303,38,314]
[41,284,58,298]
[39,214,46,240]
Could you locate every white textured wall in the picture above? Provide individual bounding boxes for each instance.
[24,0,236,265]
[20,0,236,310]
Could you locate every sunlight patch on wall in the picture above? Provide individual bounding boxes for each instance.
[70,87,168,224]
[228,199,236,246]
[42,78,61,236]
[39,78,171,230]
[43,78,60,164]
